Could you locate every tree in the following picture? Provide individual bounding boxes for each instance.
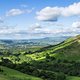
[46,53,50,59]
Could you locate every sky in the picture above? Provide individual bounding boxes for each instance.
[0,0,80,39]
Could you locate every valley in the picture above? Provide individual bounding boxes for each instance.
[0,35,80,80]
[0,0,80,80]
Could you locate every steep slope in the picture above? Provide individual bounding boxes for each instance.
[27,35,80,61]
[0,66,42,80]
[53,35,80,61]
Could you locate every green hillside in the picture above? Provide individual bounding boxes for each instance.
[67,76,80,80]
[0,66,42,80]
[27,35,80,61]
[53,35,80,61]
[1,35,80,80]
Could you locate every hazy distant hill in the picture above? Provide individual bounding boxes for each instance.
[0,36,69,47]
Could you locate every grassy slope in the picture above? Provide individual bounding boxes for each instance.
[0,66,80,80]
[26,35,80,61]
[3,35,80,62]
[0,66,42,80]
[53,35,80,61]
[67,76,80,80]
[25,35,80,80]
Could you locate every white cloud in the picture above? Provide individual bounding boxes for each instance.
[0,22,80,39]
[0,17,4,23]
[36,7,61,21]
[47,22,64,27]
[28,23,64,34]
[59,21,80,36]
[62,2,80,16]
[29,23,42,31]
[72,21,80,28]
[0,27,20,34]
[6,9,24,16]
[36,2,80,21]
[6,8,33,16]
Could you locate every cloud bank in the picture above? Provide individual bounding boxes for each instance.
[36,2,80,21]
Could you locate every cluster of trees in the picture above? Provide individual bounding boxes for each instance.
[0,68,3,72]
[23,51,32,55]
[0,51,12,57]
[1,53,80,80]
[0,58,66,80]
[0,52,3,55]
[31,54,80,77]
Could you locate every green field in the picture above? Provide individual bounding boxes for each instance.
[0,66,42,80]
[67,76,80,80]
[0,66,80,80]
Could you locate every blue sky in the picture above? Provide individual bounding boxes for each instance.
[0,0,80,39]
